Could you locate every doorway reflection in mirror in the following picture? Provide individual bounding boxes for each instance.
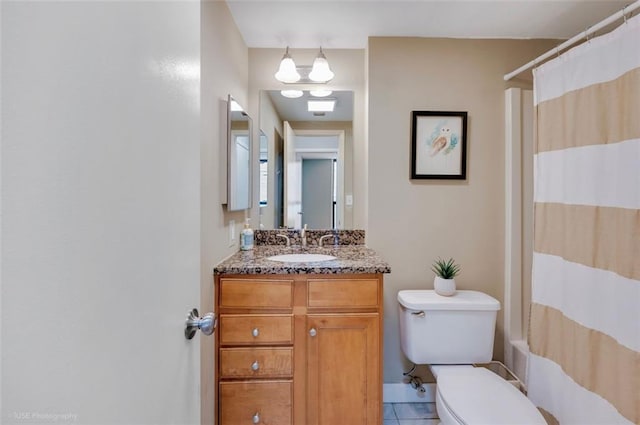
[258,90,354,230]
[227,95,252,211]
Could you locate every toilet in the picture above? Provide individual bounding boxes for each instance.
[398,290,546,425]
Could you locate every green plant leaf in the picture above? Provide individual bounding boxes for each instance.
[431,257,461,279]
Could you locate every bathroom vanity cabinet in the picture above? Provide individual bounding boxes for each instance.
[214,274,383,425]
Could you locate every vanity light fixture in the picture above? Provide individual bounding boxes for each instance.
[274,46,301,83]
[281,89,303,99]
[307,98,336,112]
[308,47,334,83]
[275,46,334,84]
[309,88,333,97]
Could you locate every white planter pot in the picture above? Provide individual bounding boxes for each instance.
[434,276,456,296]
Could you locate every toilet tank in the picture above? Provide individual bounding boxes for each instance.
[398,290,500,365]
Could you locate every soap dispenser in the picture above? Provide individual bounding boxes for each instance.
[240,218,254,251]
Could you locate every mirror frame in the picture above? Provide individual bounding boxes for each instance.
[227,94,252,211]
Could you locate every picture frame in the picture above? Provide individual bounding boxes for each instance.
[410,111,467,180]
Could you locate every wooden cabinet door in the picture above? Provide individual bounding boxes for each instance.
[306,314,380,425]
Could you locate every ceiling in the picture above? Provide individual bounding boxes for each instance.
[249,1,630,123]
[227,0,630,49]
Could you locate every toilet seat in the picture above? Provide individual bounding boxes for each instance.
[436,367,546,425]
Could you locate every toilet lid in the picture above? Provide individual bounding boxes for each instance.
[437,367,546,425]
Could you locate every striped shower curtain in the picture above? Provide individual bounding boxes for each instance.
[528,13,640,425]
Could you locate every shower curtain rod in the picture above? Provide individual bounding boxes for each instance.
[504,0,640,81]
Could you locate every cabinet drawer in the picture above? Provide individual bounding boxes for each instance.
[308,278,380,308]
[219,315,293,345]
[220,347,293,379]
[219,381,292,425]
[220,279,293,309]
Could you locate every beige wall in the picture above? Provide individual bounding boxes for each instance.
[249,48,366,229]
[200,2,248,423]
[366,37,558,383]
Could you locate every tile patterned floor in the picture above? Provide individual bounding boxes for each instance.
[383,402,440,425]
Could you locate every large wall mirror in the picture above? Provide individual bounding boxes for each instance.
[258,89,354,230]
[227,95,252,211]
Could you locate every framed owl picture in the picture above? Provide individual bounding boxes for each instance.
[410,111,468,179]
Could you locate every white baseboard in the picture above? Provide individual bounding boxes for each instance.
[383,383,436,403]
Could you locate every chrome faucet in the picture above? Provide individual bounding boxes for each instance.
[319,233,338,247]
[276,233,290,247]
[300,224,308,248]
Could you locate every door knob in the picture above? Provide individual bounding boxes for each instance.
[185,308,217,340]
[252,412,260,424]
[309,328,317,337]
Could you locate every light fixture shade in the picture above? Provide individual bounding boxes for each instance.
[274,47,301,83]
[281,89,303,98]
[310,89,333,97]
[308,48,334,83]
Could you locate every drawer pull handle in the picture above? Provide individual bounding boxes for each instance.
[309,328,317,337]
[252,412,260,424]
[251,361,259,371]
[411,311,426,318]
[252,328,260,337]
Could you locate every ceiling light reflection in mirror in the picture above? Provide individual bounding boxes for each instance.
[267,90,352,122]
[310,89,333,97]
[307,99,336,112]
[281,89,303,98]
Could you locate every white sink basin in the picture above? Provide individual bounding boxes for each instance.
[267,253,337,263]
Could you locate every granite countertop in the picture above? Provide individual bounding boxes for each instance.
[214,245,391,275]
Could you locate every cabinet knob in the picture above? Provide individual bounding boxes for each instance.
[309,328,317,337]
[252,328,259,337]
[251,361,259,371]
[252,412,260,424]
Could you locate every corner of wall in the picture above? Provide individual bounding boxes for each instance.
[200,2,249,424]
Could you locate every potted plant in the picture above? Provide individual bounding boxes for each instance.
[431,257,461,296]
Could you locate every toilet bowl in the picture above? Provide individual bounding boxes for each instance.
[433,366,546,425]
[398,290,546,425]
